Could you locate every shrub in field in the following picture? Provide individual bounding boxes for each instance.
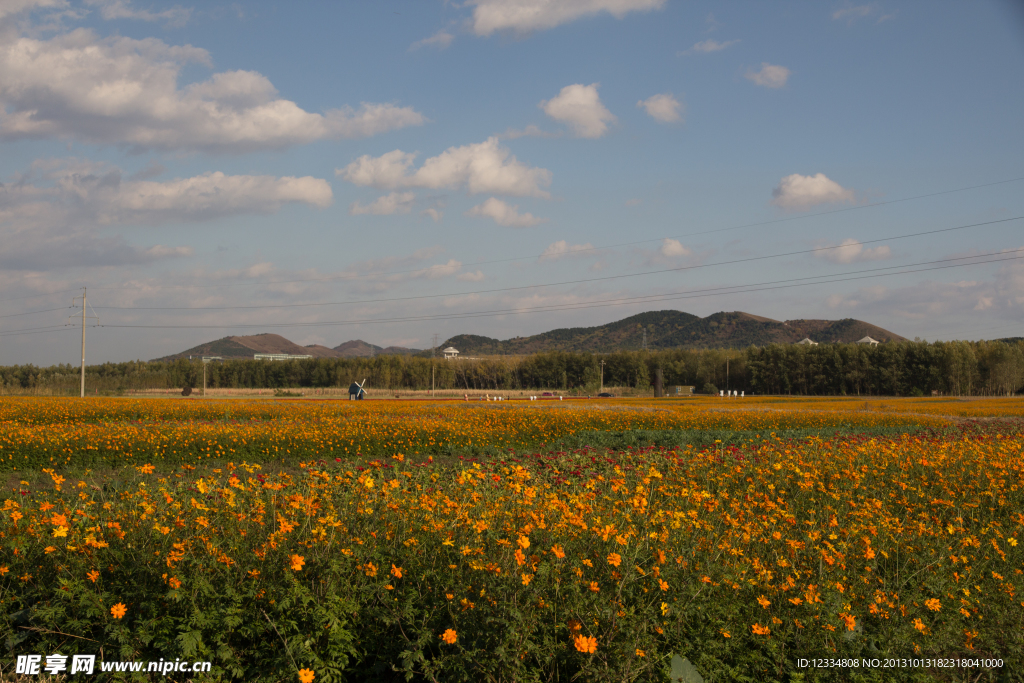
[2,424,1023,681]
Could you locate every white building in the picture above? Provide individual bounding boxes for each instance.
[253,353,314,361]
[442,347,460,360]
[854,336,880,346]
[795,338,818,346]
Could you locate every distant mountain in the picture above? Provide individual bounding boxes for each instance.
[434,310,905,356]
[152,311,904,362]
[152,335,421,362]
[152,333,340,362]
[333,340,421,357]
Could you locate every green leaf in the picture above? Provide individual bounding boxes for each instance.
[670,655,704,683]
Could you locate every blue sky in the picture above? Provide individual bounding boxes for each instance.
[1,0,1023,364]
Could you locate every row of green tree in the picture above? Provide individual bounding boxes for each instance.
[2,340,1023,396]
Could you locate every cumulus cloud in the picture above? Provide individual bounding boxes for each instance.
[539,240,596,261]
[465,197,545,227]
[421,207,444,222]
[0,30,425,152]
[685,38,739,54]
[658,238,690,257]
[832,5,874,21]
[540,83,616,138]
[499,124,559,139]
[457,270,485,282]
[816,239,891,264]
[0,0,68,20]
[350,192,416,216]
[744,63,791,88]
[84,0,191,26]
[636,93,683,123]
[337,137,552,198]
[467,0,665,36]
[0,158,333,229]
[771,173,855,209]
[409,30,454,51]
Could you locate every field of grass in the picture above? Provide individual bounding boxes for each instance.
[1,396,1022,682]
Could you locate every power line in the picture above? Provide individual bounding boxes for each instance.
[84,250,1024,332]
[0,306,73,319]
[92,216,1022,312]
[68,174,1024,295]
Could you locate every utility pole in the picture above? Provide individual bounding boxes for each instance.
[726,357,729,393]
[431,333,439,397]
[80,288,86,397]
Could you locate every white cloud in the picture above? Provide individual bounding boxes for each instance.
[0,158,333,229]
[409,30,454,51]
[540,83,616,138]
[0,0,67,20]
[0,30,425,152]
[771,173,855,209]
[468,0,665,36]
[832,5,874,21]
[686,38,739,53]
[659,238,690,257]
[84,0,191,26]
[337,137,552,198]
[421,207,444,222]
[465,197,545,227]
[457,270,485,282]
[625,198,641,206]
[350,192,416,216]
[816,238,890,264]
[745,63,791,89]
[540,240,596,261]
[636,93,683,123]
[499,124,559,139]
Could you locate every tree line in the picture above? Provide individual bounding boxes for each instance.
[2,340,1023,397]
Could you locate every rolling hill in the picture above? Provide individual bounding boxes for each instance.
[151,311,904,361]
[434,310,905,356]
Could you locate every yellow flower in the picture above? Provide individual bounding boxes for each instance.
[110,602,127,619]
[573,634,597,654]
[661,602,669,616]
[1008,538,1018,547]
[521,573,533,586]
[52,526,69,538]
[441,629,457,644]
[298,668,315,683]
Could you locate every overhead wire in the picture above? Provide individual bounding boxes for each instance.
[91,216,1023,312]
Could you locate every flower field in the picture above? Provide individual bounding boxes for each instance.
[2,397,1023,682]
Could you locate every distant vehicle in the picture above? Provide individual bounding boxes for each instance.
[542,392,553,397]
[597,393,614,398]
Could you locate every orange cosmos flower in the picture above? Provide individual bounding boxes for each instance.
[298,669,315,683]
[840,613,856,631]
[925,598,941,612]
[588,581,600,592]
[573,634,597,654]
[391,564,403,579]
[514,549,526,566]
[87,570,99,583]
[658,579,669,592]
[607,553,622,567]
[290,554,305,571]
[913,618,926,632]
[551,545,565,559]
[757,595,770,608]
[751,623,770,636]
[441,629,457,644]
[110,602,127,619]
[522,573,533,586]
